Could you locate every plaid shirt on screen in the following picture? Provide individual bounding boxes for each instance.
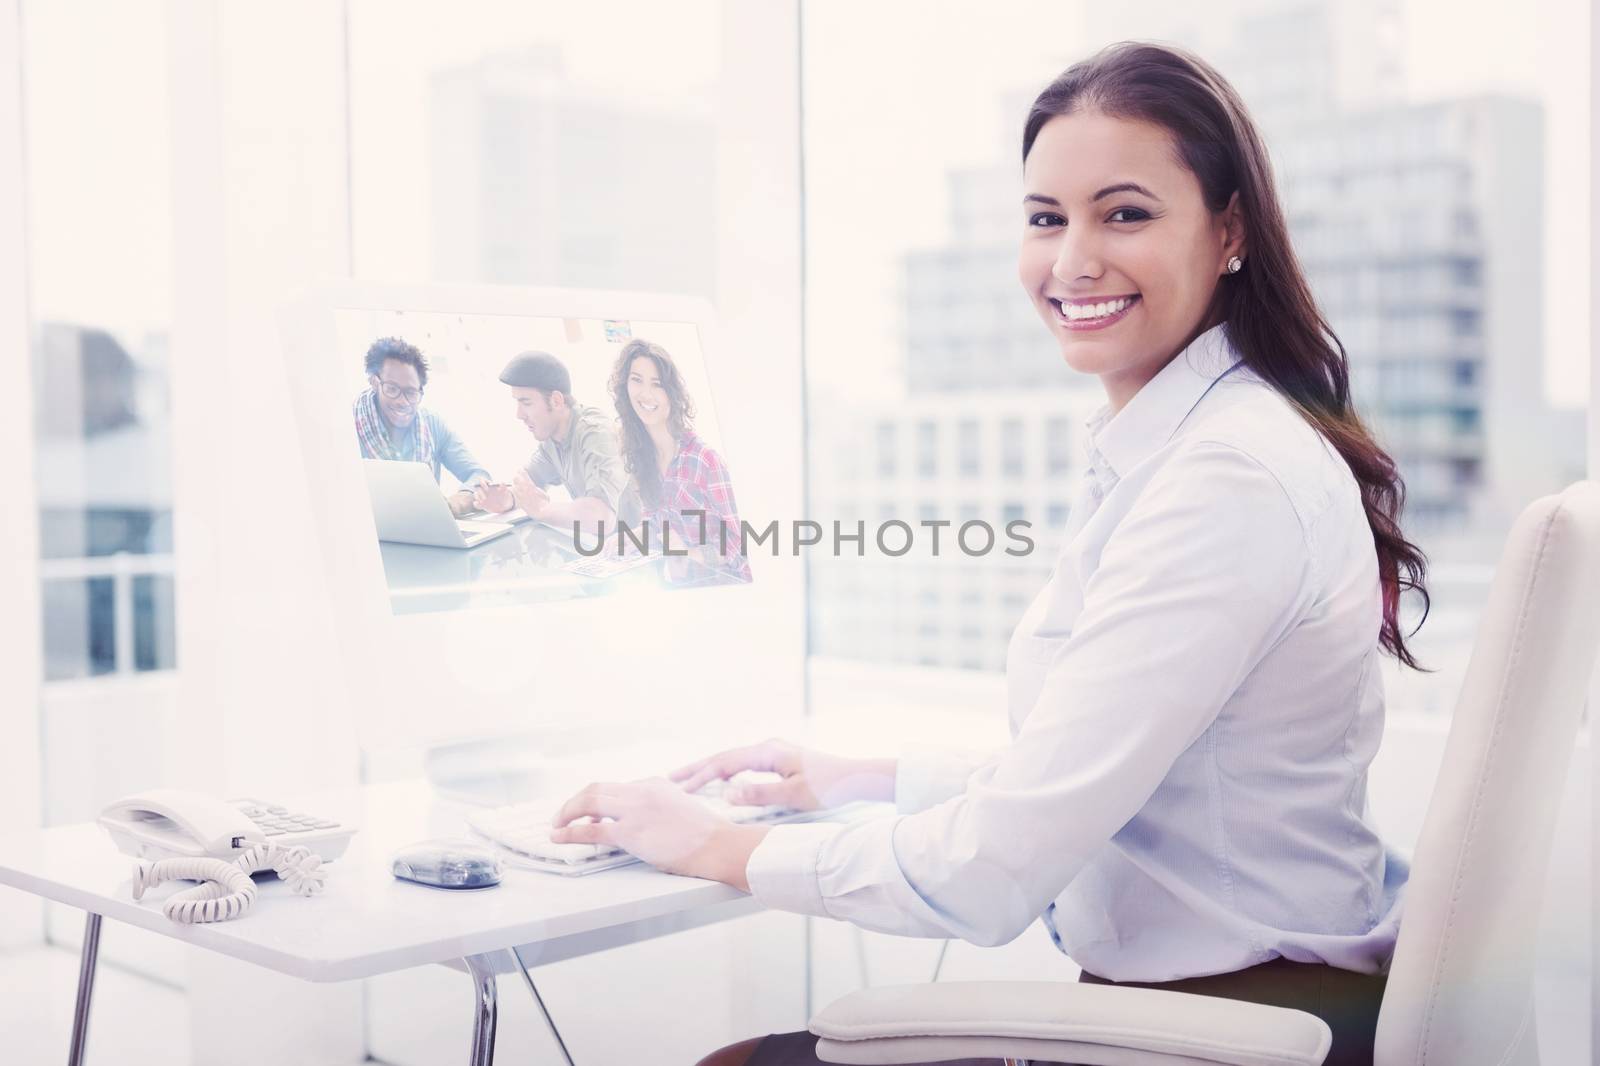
[647,430,753,583]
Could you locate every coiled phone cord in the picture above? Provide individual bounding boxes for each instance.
[131,842,328,923]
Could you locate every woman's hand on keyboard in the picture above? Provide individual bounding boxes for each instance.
[669,739,896,811]
[549,777,767,886]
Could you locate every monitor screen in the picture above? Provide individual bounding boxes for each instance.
[282,284,800,764]
[338,308,754,616]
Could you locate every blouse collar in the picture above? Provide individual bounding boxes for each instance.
[1084,323,1246,481]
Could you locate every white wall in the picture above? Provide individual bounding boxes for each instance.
[0,0,44,950]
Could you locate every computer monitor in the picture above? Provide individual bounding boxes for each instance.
[281,283,803,796]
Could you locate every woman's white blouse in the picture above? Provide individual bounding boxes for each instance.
[746,323,1407,982]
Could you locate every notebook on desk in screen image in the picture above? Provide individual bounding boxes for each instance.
[363,459,515,549]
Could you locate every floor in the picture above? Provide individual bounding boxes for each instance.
[0,941,190,1066]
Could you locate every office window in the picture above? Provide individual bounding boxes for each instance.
[957,418,980,477]
[1046,415,1072,475]
[1450,458,1481,485]
[835,440,860,482]
[916,419,938,478]
[876,421,897,478]
[1000,417,1025,478]
[24,8,176,681]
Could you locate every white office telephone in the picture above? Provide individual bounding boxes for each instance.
[99,790,356,924]
[98,789,356,863]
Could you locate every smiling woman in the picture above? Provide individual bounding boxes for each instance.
[1018,43,1429,671]
[561,41,1429,1066]
[1018,114,1245,408]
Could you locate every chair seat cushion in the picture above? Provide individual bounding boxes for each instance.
[810,981,1331,1066]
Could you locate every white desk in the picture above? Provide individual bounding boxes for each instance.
[0,780,795,1065]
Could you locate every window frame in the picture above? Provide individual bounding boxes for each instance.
[0,0,44,947]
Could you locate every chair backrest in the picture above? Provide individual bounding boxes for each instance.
[1375,482,1600,1066]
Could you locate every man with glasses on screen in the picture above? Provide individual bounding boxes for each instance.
[353,336,492,517]
[472,350,631,536]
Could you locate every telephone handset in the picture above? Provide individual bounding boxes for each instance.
[99,789,356,863]
[99,789,263,860]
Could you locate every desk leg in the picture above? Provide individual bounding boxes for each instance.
[510,948,576,1066]
[463,953,498,1066]
[68,912,102,1066]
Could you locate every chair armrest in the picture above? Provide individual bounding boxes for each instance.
[810,981,1331,1066]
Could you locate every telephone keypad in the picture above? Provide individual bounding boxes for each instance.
[230,798,350,846]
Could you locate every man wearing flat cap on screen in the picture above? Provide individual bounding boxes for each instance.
[473,350,631,536]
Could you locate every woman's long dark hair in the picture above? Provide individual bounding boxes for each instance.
[609,338,697,510]
[1025,42,1429,668]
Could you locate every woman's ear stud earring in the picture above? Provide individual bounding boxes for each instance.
[1226,256,1243,274]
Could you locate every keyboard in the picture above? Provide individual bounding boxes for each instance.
[465,773,826,876]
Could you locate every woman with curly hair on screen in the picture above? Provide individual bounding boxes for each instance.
[609,337,753,585]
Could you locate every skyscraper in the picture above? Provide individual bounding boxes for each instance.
[1280,95,1572,529]
[429,47,716,296]
[808,386,1100,671]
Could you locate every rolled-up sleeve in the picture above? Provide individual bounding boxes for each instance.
[745,442,1318,945]
[574,417,629,514]
[745,822,839,918]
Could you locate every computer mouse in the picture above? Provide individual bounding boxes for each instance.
[391,839,503,889]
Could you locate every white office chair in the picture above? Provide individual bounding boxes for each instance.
[809,481,1600,1066]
